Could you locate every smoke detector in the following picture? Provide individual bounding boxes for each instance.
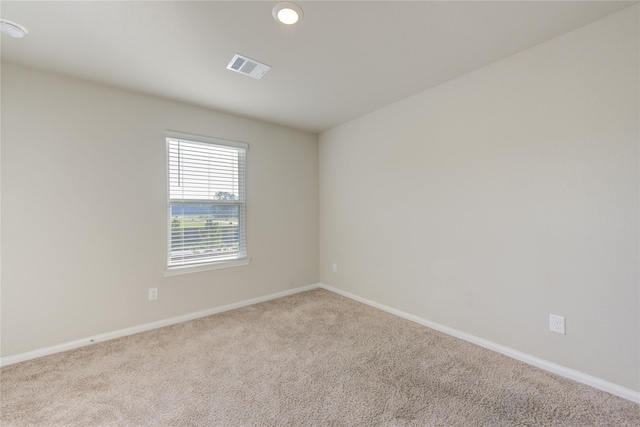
[226,54,271,79]
[0,19,28,38]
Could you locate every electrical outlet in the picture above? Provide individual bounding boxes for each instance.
[550,314,565,334]
[332,263,338,273]
[148,288,158,301]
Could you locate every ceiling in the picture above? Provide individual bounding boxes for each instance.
[1,1,635,133]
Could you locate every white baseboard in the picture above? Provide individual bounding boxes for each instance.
[3,282,638,404]
[318,283,640,404]
[0,283,321,368]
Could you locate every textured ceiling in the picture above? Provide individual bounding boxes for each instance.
[1,1,635,133]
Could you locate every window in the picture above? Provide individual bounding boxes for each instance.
[165,131,248,274]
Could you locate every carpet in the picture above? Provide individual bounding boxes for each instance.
[1,289,639,426]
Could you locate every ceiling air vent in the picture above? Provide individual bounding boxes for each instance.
[226,54,271,79]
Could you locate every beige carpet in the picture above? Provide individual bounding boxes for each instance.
[1,289,639,426]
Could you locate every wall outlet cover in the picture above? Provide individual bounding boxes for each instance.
[550,314,565,334]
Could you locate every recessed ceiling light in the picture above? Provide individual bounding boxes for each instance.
[272,2,303,25]
[0,18,28,38]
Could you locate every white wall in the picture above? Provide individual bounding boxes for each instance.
[320,6,639,391]
[1,63,319,357]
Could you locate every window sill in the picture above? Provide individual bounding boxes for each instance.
[164,258,251,277]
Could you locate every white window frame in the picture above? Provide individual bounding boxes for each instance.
[164,130,250,276]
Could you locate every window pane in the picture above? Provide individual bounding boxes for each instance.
[168,139,241,201]
[170,203,242,265]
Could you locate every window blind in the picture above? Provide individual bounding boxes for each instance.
[166,133,247,268]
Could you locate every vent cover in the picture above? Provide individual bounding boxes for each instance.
[226,54,271,79]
